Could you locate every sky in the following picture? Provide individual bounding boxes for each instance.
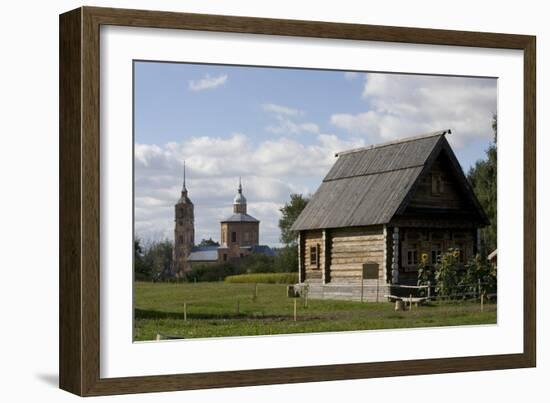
[134,61,497,247]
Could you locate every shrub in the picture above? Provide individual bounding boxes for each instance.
[224,273,298,284]
[417,256,435,297]
[273,246,298,273]
[239,254,276,274]
[433,248,462,299]
[462,253,497,296]
[185,262,240,282]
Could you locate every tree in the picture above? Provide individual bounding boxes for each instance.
[197,237,220,247]
[278,194,309,246]
[146,239,174,280]
[467,114,497,256]
[276,194,309,273]
[134,237,152,281]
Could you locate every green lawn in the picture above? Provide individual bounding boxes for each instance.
[134,281,496,341]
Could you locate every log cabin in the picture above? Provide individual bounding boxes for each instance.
[290,130,489,301]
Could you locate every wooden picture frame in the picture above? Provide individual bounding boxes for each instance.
[59,6,536,396]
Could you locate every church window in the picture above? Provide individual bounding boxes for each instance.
[231,232,237,243]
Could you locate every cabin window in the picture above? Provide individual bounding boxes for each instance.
[431,243,442,264]
[310,245,319,268]
[431,174,444,195]
[231,231,237,243]
[406,243,419,266]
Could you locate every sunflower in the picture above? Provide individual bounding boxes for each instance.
[421,252,429,263]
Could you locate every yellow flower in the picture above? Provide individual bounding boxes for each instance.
[453,250,460,258]
[421,252,429,263]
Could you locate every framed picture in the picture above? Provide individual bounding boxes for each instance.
[59,6,536,396]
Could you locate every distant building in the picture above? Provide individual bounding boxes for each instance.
[291,130,489,301]
[172,171,273,274]
[173,163,194,274]
[217,178,261,263]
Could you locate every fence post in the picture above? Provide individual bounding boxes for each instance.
[478,279,481,300]
[293,299,297,322]
[427,281,431,300]
[409,294,413,311]
[184,302,187,322]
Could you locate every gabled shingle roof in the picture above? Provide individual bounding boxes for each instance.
[291,130,487,231]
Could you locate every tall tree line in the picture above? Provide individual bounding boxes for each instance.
[467,114,497,256]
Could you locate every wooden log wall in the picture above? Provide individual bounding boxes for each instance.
[329,226,385,284]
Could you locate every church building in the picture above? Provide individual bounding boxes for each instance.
[172,163,194,274]
[172,169,274,275]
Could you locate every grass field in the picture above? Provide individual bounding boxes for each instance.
[134,281,496,341]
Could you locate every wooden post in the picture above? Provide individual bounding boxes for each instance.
[409,294,413,311]
[427,281,431,300]
[392,227,400,284]
[478,279,482,300]
[183,302,187,322]
[304,289,308,308]
[361,275,364,303]
[293,299,297,322]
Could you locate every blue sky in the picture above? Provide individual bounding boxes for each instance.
[134,61,497,246]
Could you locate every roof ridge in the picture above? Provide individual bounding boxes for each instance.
[323,163,425,182]
[335,129,450,157]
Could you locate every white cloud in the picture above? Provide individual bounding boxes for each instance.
[135,133,363,245]
[188,74,228,91]
[262,103,320,135]
[262,103,302,116]
[331,73,497,148]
